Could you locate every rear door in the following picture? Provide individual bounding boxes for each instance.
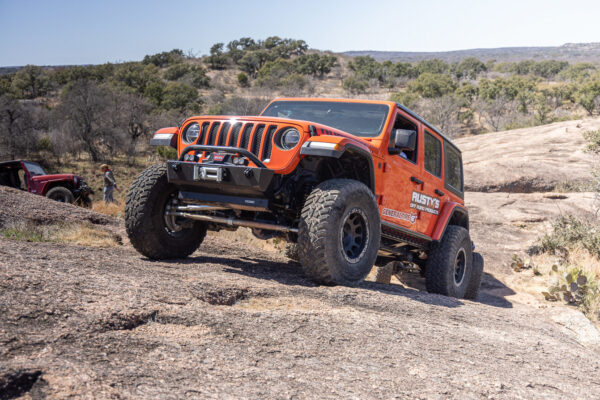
[416,129,445,236]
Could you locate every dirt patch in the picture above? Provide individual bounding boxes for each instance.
[97,310,159,332]
[0,369,44,400]
[194,287,247,306]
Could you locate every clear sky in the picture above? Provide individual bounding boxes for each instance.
[1,0,599,66]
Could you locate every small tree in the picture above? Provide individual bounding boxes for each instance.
[161,82,200,113]
[342,76,368,94]
[416,95,462,137]
[293,54,338,77]
[474,96,520,132]
[408,73,456,98]
[52,80,112,161]
[207,43,228,70]
[238,50,271,77]
[11,65,51,99]
[112,91,153,165]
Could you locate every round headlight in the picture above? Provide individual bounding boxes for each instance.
[280,128,300,150]
[183,122,200,144]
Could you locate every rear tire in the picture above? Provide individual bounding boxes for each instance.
[297,179,380,286]
[46,186,74,203]
[425,225,473,298]
[464,252,484,300]
[125,163,206,259]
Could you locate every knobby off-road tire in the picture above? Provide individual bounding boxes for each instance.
[464,252,484,300]
[425,225,473,298]
[297,179,380,286]
[125,163,206,259]
[374,263,394,284]
[46,186,74,203]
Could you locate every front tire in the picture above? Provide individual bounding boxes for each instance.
[125,163,206,259]
[425,225,473,298]
[46,186,74,203]
[297,179,380,286]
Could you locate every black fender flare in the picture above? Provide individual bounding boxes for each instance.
[300,143,375,192]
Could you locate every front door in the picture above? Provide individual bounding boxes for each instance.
[380,111,423,231]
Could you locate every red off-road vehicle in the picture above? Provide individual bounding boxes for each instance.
[126,98,484,298]
[0,160,93,206]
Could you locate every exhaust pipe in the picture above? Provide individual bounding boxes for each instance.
[168,211,298,233]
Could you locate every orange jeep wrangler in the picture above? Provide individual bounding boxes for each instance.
[126,98,484,298]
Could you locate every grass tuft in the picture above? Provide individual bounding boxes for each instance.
[1,222,121,247]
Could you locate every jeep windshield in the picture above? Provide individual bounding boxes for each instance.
[23,162,46,176]
[261,101,389,137]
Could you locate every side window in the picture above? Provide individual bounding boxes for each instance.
[424,131,442,178]
[445,144,463,193]
[390,113,418,163]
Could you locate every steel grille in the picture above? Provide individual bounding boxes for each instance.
[240,123,254,149]
[261,125,277,161]
[228,123,242,146]
[251,125,265,156]
[217,122,230,146]
[206,122,220,145]
[197,122,210,144]
[189,120,286,164]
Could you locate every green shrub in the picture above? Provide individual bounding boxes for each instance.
[237,72,249,87]
[583,129,600,153]
[293,53,337,77]
[163,64,190,81]
[156,146,178,160]
[530,215,600,259]
[255,59,295,88]
[161,82,200,112]
[37,136,53,152]
[342,76,368,94]
[188,66,210,89]
[388,91,420,108]
[408,73,456,98]
[206,43,228,70]
[142,49,184,67]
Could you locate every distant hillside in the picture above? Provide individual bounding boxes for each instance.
[344,42,600,63]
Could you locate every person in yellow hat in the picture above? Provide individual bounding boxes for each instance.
[100,164,118,203]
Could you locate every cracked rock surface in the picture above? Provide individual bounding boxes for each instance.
[2,236,600,399]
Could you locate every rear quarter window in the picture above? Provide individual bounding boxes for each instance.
[444,144,463,195]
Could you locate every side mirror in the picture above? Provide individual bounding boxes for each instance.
[389,129,416,154]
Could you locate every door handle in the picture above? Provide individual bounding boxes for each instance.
[435,189,445,197]
[410,177,423,185]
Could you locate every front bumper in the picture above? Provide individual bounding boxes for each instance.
[166,161,275,199]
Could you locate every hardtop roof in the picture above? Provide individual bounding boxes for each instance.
[269,98,461,153]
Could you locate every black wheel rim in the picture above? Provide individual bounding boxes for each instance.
[454,248,467,286]
[340,208,368,263]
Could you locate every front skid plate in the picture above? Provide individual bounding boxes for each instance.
[166,161,275,193]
